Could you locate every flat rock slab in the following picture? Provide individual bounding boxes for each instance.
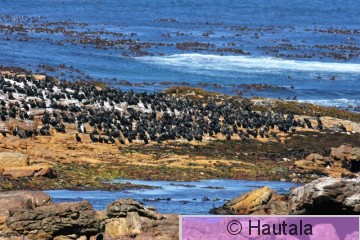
[6,200,101,240]
[2,165,54,178]
[0,191,51,217]
[0,152,29,171]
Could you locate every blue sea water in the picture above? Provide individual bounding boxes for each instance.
[46,179,300,214]
[1,0,360,108]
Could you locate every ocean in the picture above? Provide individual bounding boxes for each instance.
[1,0,359,109]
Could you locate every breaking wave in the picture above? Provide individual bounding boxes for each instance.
[139,53,360,75]
[298,98,360,108]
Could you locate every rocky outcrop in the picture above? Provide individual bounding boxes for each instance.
[0,191,51,217]
[288,177,360,214]
[6,201,101,240]
[330,145,359,161]
[0,192,178,240]
[210,186,288,215]
[128,214,179,240]
[212,177,360,216]
[105,198,164,220]
[331,145,360,172]
[295,153,333,169]
[294,145,360,179]
[0,191,51,235]
[103,199,178,239]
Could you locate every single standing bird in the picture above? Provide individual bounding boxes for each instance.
[75,133,82,142]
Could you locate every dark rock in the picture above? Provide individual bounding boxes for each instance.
[201,197,210,201]
[240,84,287,91]
[202,186,225,189]
[288,177,360,214]
[0,232,29,240]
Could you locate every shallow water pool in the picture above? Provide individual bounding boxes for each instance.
[46,179,300,215]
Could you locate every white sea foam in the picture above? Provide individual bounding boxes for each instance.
[139,53,360,74]
[298,98,360,108]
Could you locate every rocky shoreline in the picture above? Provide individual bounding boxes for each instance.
[0,175,358,239]
[0,70,359,239]
[0,191,178,240]
[209,145,360,216]
[211,177,359,216]
[0,71,359,190]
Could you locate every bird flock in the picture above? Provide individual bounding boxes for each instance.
[0,73,340,145]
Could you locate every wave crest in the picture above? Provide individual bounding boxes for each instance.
[139,53,360,74]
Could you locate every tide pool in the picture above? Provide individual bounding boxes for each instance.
[46,179,300,215]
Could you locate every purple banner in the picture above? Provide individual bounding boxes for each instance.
[181,216,359,240]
